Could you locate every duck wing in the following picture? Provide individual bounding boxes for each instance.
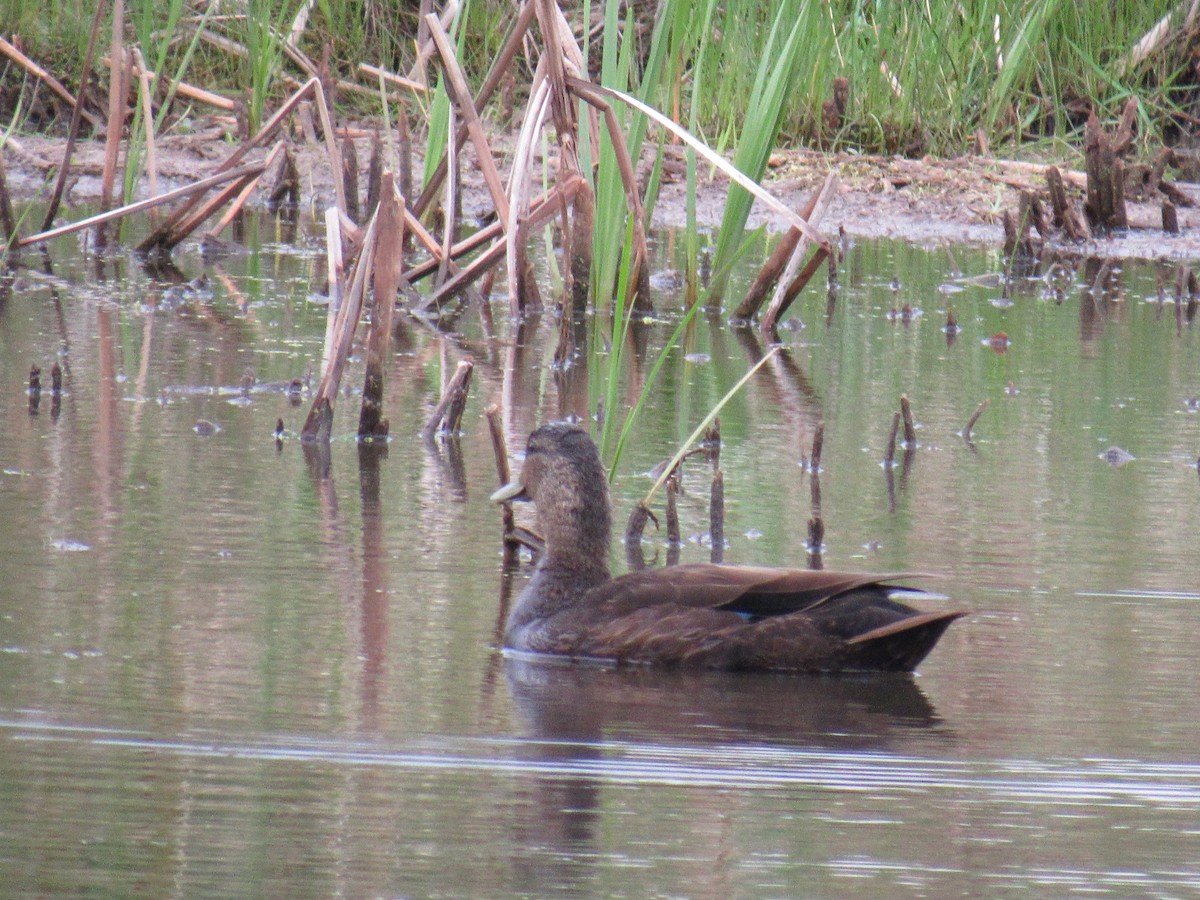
[566,565,963,671]
[595,564,917,619]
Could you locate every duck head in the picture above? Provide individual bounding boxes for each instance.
[492,423,612,576]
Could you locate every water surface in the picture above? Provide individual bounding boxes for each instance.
[2,217,1200,896]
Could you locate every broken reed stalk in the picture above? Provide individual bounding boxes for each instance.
[0,35,105,132]
[358,62,427,95]
[438,98,458,288]
[625,502,655,545]
[321,206,345,376]
[666,469,681,547]
[413,0,538,219]
[164,161,274,250]
[0,154,16,250]
[19,162,270,247]
[268,148,301,209]
[358,173,405,438]
[484,404,518,561]
[204,142,286,240]
[425,358,475,435]
[131,48,161,227]
[118,56,238,111]
[425,14,511,230]
[884,411,901,466]
[900,394,917,448]
[963,399,990,443]
[366,130,382,217]
[757,173,840,336]
[710,468,725,565]
[302,211,381,442]
[734,186,825,321]
[138,76,346,254]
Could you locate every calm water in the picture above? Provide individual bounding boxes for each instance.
[2,213,1200,897]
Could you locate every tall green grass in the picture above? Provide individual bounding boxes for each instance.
[3,0,1189,158]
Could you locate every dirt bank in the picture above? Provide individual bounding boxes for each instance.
[5,131,1200,259]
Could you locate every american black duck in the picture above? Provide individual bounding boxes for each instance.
[492,423,965,672]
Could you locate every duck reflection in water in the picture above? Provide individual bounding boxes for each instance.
[492,423,965,673]
[501,656,952,896]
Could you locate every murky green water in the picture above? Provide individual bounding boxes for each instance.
[3,213,1200,896]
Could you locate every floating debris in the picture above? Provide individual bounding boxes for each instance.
[649,269,682,291]
[193,420,222,436]
[1100,446,1135,466]
[984,332,1011,353]
[683,352,712,364]
[49,538,91,552]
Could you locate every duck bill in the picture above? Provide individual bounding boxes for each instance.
[490,480,529,503]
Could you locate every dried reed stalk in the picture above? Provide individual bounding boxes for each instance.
[735,184,825,320]
[358,173,405,438]
[139,77,346,253]
[19,162,269,247]
[425,14,510,229]
[484,404,518,562]
[204,142,286,241]
[0,35,104,130]
[760,174,839,336]
[425,358,475,435]
[413,0,537,218]
[99,0,128,218]
[130,48,161,226]
[302,211,381,441]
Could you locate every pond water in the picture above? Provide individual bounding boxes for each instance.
[2,212,1200,897]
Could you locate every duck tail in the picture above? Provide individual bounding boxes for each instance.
[844,611,966,672]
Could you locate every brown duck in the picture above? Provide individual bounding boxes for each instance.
[492,423,965,672]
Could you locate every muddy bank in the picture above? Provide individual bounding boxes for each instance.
[6,131,1200,259]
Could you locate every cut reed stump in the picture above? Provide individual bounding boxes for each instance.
[358,173,405,439]
[900,394,917,448]
[1083,100,1136,234]
[1163,201,1179,234]
[709,468,725,565]
[1044,166,1091,242]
